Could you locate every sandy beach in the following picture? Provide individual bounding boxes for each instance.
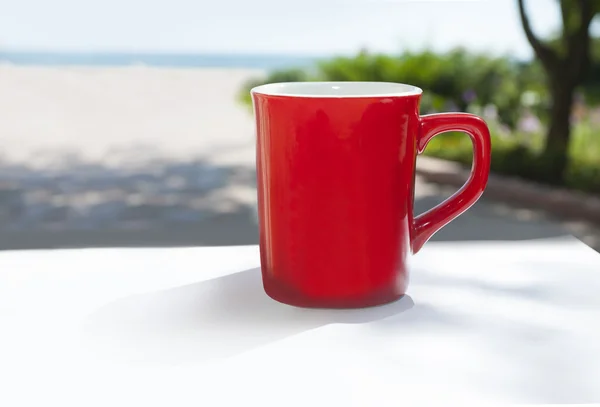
[0,65,262,166]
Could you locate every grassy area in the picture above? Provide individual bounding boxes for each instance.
[425,120,600,194]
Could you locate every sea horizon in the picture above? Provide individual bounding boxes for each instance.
[0,50,323,70]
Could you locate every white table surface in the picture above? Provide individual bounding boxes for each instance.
[1,236,599,406]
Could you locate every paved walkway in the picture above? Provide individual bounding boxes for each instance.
[418,183,600,252]
[1,162,598,252]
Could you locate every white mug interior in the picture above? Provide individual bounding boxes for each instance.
[251,81,423,98]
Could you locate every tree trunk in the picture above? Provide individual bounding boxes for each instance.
[541,77,574,183]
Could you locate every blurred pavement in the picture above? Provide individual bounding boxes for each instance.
[1,167,598,251]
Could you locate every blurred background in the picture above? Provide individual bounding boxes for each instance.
[0,0,599,251]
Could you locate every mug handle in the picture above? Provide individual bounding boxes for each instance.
[412,112,492,254]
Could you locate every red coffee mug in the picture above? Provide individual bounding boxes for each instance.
[251,82,491,308]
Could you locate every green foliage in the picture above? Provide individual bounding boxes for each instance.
[582,38,600,105]
[237,68,314,108]
[239,48,549,129]
[544,36,600,105]
[423,121,600,195]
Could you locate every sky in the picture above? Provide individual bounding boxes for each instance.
[0,0,596,59]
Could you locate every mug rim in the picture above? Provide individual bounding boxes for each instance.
[251,81,423,98]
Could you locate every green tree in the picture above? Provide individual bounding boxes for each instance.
[582,37,600,104]
[517,0,600,181]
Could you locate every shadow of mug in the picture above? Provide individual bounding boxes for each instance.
[82,267,414,366]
